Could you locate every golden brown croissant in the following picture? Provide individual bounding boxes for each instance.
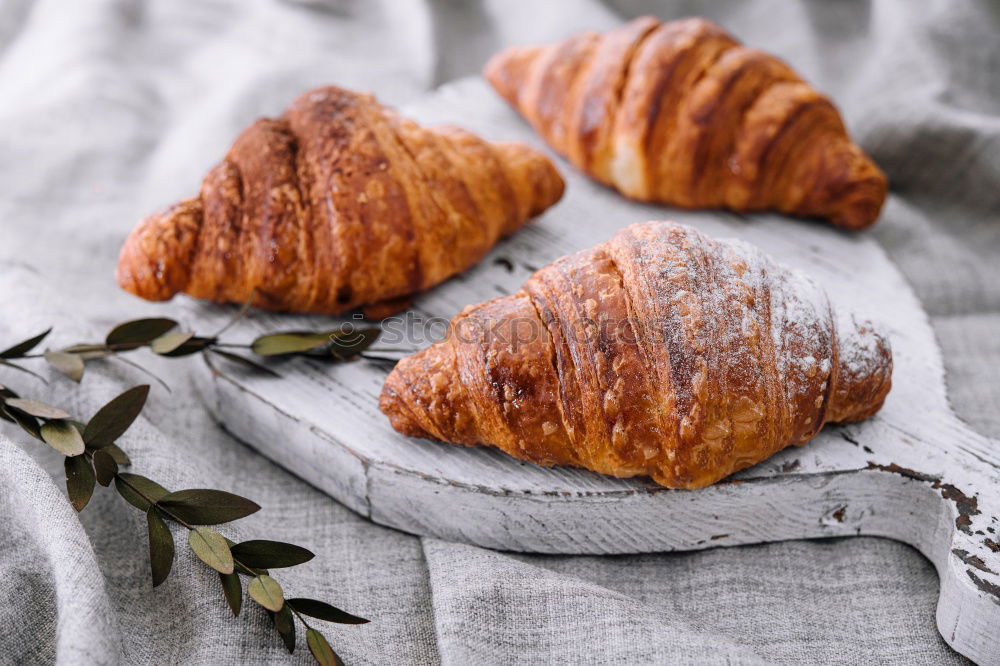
[117,86,565,316]
[484,17,887,230]
[380,221,892,489]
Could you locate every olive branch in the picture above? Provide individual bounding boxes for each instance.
[0,312,390,666]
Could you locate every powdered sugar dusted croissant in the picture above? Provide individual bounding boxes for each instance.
[485,17,887,230]
[117,86,565,316]
[380,221,892,489]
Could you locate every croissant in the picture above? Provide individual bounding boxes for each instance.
[484,17,887,230]
[117,86,565,316]
[380,221,892,489]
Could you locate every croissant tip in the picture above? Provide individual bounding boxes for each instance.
[831,158,889,231]
[492,141,566,224]
[379,378,433,440]
[484,46,542,108]
[116,197,203,302]
[828,316,893,423]
[116,226,173,302]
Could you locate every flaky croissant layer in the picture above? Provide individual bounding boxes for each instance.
[381,221,892,489]
[485,16,888,230]
[117,86,565,316]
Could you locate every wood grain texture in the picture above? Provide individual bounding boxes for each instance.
[186,78,1000,664]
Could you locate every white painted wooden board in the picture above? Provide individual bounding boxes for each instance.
[186,78,1000,664]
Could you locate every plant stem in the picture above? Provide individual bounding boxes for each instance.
[287,602,312,631]
[96,453,308,630]
[89,453,197,530]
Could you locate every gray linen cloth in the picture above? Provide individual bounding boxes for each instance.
[0,0,996,663]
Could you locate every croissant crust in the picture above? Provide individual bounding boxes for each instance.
[117,86,565,315]
[485,17,887,230]
[380,221,892,489]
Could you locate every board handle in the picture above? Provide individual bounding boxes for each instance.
[931,486,1000,665]
[860,459,1000,665]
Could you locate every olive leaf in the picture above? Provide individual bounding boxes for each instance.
[40,420,85,456]
[44,351,85,382]
[248,574,284,612]
[328,328,381,360]
[65,455,96,511]
[288,599,370,625]
[251,331,339,357]
[156,336,214,358]
[103,443,131,466]
[271,603,296,654]
[5,398,70,420]
[157,489,260,525]
[0,322,373,663]
[114,473,169,512]
[92,449,118,486]
[220,572,242,617]
[0,328,52,359]
[105,318,178,349]
[209,349,280,377]
[150,330,195,355]
[60,343,113,360]
[147,508,174,587]
[306,628,341,666]
[229,540,314,569]
[1,403,41,440]
[188,527,234,574]
[83,385,150,447]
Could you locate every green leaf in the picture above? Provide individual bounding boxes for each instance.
[188,527,234,574]
[150,330,195,355]
[83,385,149,447]
[4,398,70,420]
[1,404,41,440]
[147,508,174,586]
[0,328,52,359]
[248,574,284,612]
[40,420,85,456]
[105,318,177,348]
[251,331,338,357]
[65,455,96,512]
[328,328,381,360]
[104,443,131,466]
[60,344,112,361]
[288,598,370,625]
[272,603,296,653]
[157,336,214,357]
[114,473,169,511]
[209,350,280,377]
[92,449,118,486]
[44,351,85,382]
[158,489,260,525]
[272,601,293,634]
[229,540,314,569]
[306,628,341,666]
[220,572,242,617]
